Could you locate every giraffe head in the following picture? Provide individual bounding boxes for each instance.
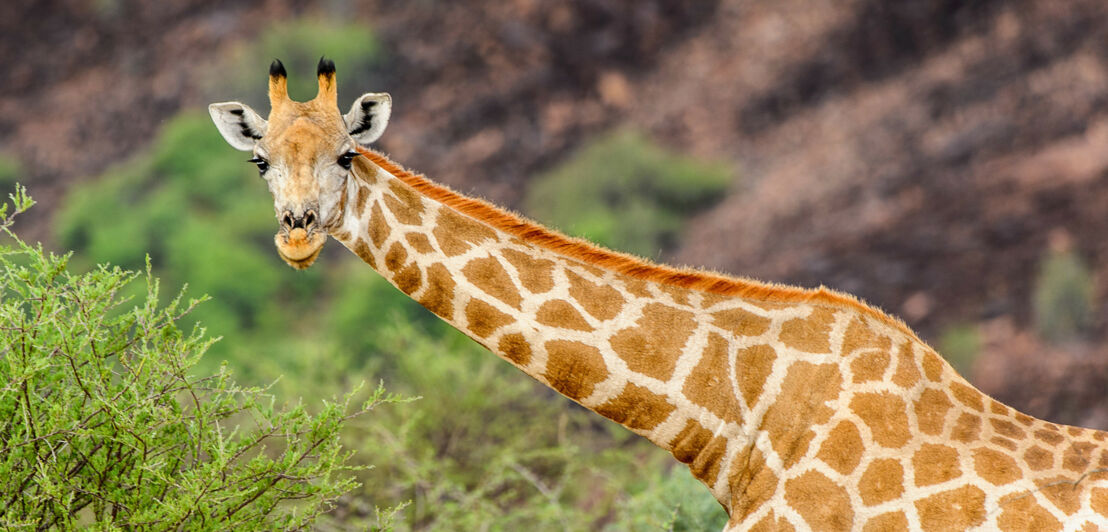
[209,58,391,269]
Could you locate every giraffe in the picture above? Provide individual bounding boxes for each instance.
[209,59,1108,531]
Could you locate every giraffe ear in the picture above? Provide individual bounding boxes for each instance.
[208,101,268,151]
[343,92,391,145]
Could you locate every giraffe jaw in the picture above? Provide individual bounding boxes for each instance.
[275,228,327,270]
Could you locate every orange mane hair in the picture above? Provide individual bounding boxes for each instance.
[357,147,924,344]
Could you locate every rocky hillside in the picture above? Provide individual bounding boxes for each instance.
[4,0,1107,427]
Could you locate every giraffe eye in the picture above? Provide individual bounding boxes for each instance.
[247,157,269,175]
[337,151,358,170]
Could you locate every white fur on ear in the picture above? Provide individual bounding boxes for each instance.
[209,102,268,151]
[343,92,392,145]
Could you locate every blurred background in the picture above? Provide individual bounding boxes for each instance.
[3,0,1108,529]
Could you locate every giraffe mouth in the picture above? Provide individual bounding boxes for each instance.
[275,228,327,270]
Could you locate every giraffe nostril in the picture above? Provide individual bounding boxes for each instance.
[282,212,294,229]
[304,210,316,228]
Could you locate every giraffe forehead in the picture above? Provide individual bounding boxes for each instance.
[264,112,346,161]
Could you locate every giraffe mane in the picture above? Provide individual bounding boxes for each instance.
[356,147,925,345]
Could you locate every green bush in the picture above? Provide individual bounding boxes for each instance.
[611,465,729,532]
[1033,248,1095,343]
[0,188,403,530]
[937,323,980,377]
[525,130,732,258]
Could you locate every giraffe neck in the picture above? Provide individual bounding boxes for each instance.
[326,150,1108,529]
[329,149,791,507]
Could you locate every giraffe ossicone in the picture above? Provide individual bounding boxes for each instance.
[210,60,1108,531]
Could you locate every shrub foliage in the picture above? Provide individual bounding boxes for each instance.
[0,188,400,530]
[1034,248,1095,343]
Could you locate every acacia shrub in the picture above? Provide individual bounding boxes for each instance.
[0,188,403,530]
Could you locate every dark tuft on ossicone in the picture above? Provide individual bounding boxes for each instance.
[269,59,287,78]
[317,56,336,77]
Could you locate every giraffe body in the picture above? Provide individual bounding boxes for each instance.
[210,60,1108,531]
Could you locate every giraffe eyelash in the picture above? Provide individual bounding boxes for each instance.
[247,157,269,175]
[337,151,358,170]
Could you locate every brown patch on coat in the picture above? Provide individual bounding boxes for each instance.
[432,208,498,256]
[817,420,864,475]
[669,419,727,484]
[921,351,945,382]
[951,412,982,443]
[950,381,984,411]
[784,469,853,532]
[761,362,842,467]
[852,392,911,448]
[368,202,390,247]
[384,241,407,274]
[594,382,675,431]
[1035,428,1065,446]
[622,278,653,298]
[996,492,1063,532]
[991,418,1026,440]
[840,315,891,356]
[565,269,625,321]
[747,511,796,532]
[462,256,522,309]
[501,248,556,294]
[729,447,778,523]
[465,298,512,338]
[1038,476,1082,515]
[535,299,594,331]
[914,388,953,436]
[858,458,904,506]
[736,344,777,409]
[405,233,434,253]
[862,512,908,532]
[891,342,921,387]
[351,238,376,268]
[394,264,422,295]
[383,180,425,225]
[418,263,455,317]
[1024,445,1054,471]
[1092,488,1108,516]
[542,340,607,401]
[972,447,1021,486]
[778,307,835,353]
[711,307,771,338]
[354,184,369,213]
[699,291,732,309]
[498,333,532,366]
[385,242,422,294]
[913,485,986,532]
[659,283,690,306]
[850,351,890,383]
[912,443,961,487]
[1062,441,1097,472]
[682,332,743,424]
[608,302,696,381]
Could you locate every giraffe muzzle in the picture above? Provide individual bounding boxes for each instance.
[275,209,326,269]
[280,209,318,231]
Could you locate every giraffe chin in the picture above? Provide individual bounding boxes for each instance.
[275,230,326,270]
